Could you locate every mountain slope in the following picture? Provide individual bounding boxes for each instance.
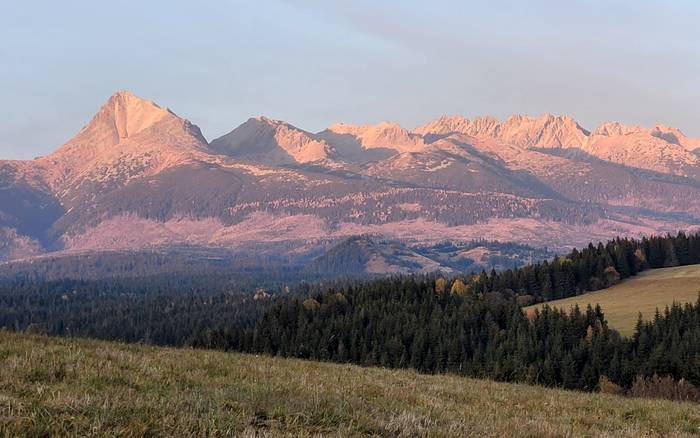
[306,236,555,275]
[443,134,700,220]
[0,227,43,262]
[0,164,63,246]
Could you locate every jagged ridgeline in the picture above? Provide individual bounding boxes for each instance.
[4,91,700,266]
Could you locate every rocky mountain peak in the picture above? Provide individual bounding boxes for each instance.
[209,117,335,165]
[35,91,207,190]
[52,91,196,156]
[413,115,472,137]
[592,122,644,137]
[66,91,179,146]
[651,125,700,151]
[325,122,427,153]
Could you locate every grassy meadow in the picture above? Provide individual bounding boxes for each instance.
[525,264,700,336]
[1,331,699,437]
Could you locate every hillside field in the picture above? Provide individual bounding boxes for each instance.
[525,264,700,336]
[1,332,699,437]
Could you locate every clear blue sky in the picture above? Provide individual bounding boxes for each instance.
[1,0,698,159]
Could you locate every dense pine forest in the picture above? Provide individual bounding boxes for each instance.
[228,276,699,396]
[1,232,700,400]
[0,273,345,345]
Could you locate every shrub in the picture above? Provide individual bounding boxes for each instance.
[588,277,604,291]
[302,298,321,311]
[24,323,47,335]
[516,294,535,307]
[603,266,621,287]
[628,375,700,403]
[598,375,624,396]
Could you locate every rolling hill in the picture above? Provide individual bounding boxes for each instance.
[525,264,700,336]
[305,235,555,275]
[2,331,699,437]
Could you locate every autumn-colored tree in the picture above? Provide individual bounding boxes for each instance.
[450,279,467,296]
[603,266,620,286]
[435,277,446,294]
[302,298,321,311]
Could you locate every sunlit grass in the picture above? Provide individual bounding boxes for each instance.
[525,264,700,336]
[1,332,699,436]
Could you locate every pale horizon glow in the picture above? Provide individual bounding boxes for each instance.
[1,0,698,159]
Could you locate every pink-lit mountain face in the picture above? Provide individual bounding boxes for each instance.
[1,91,699,265]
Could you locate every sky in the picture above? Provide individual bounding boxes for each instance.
[1,0,698,159]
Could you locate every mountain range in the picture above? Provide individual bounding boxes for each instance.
[2,91,699,272]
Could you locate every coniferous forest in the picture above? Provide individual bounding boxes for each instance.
[227,276,700,394]
[1,232,700,399]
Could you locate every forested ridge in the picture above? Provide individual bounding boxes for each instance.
[1,232,700,399]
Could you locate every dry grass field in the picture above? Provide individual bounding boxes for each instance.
[525,264,700,336]
[1,331,699,437]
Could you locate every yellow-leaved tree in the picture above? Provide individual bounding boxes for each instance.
[450,279,468,296]
[435,277,446,294]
